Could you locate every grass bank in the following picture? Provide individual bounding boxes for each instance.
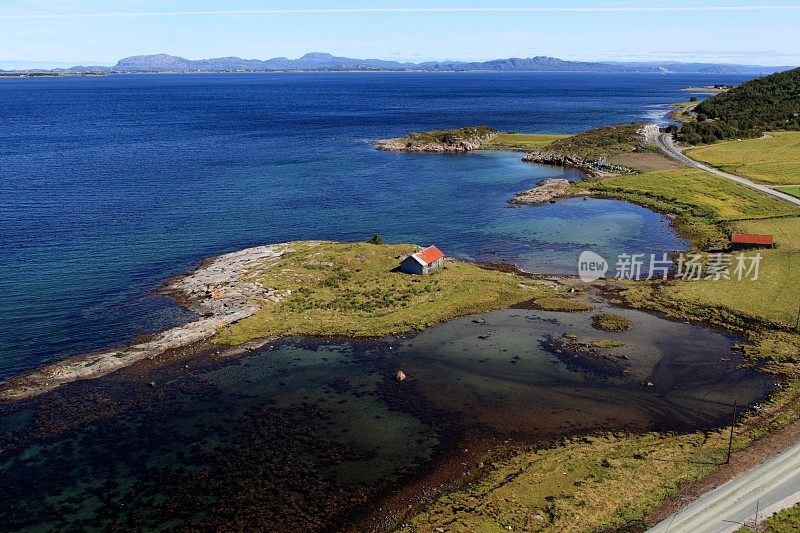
[575,167,799,248]
[739,502,800,532]
[685,132,800,186]
[777,185,800,199]
[213,241,578,344]
[482,133,568,151]
[664,217,800,328]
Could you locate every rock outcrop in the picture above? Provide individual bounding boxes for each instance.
[375,126,497,153]
[375,137,488,152]
[510,178,574,205]
[522,122,659,176]
[522,152,631,176]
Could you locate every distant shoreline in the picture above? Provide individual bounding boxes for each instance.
[681,85,731,93]
[0,69,782,78]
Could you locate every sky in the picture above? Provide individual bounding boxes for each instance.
[2,0,800,69]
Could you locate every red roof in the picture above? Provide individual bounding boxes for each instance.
[731,233,774,245]
[415,245,445,265]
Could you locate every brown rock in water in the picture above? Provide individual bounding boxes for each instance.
[509,178,572,205]
[396,370,406,382]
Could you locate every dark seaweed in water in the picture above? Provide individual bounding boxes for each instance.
[541,334,629,379]
[0,307,775,531]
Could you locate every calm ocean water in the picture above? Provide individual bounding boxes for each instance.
[0,72,754,380]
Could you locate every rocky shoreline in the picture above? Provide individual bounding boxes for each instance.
[521,151,631,176]
[509,178,577,205]
[374,126,497,152]
[0,244,294,401]
[375,137,489,152]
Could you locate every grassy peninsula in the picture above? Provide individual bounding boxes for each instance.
[213,241,582,344]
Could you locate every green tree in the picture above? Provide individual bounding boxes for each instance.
[367,234,385,245]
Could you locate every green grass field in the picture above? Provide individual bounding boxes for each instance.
[666,217,800,327]
[685,132,800,185]
[213,241,570,344]
[482,132,568,151]
[580,168,800,248]
[401,432,727,532]
[777,186,800,199]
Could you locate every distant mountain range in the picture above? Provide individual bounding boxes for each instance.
[3,52,793,75]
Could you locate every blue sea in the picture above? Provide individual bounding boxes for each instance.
[0,71,754,381]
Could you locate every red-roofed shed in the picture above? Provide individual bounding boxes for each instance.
[400,245,446,274]
[730,233,774,249]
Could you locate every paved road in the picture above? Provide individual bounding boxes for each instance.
[657,133,800,208]
[649,441,800,532]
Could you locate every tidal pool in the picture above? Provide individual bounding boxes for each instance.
[0,304,774,531]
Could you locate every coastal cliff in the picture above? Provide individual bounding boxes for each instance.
[375,125,497,152]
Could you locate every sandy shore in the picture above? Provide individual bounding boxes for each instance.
[0,243,295,402]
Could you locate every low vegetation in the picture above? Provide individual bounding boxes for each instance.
[589,339,625,348]
[665,217,800,327]
[591,313,633,332]
[685,131,800,185]
[401,432,724,532]
[778,186,800,199]
[530,296,593,312]
[668,101,697,124]
[399,125,497,146]
[483,132,569,151]
[676,67,800,144]
[541,122,652,161]
[213,241,570,343]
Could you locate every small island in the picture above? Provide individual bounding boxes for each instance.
[375,125,498,152]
